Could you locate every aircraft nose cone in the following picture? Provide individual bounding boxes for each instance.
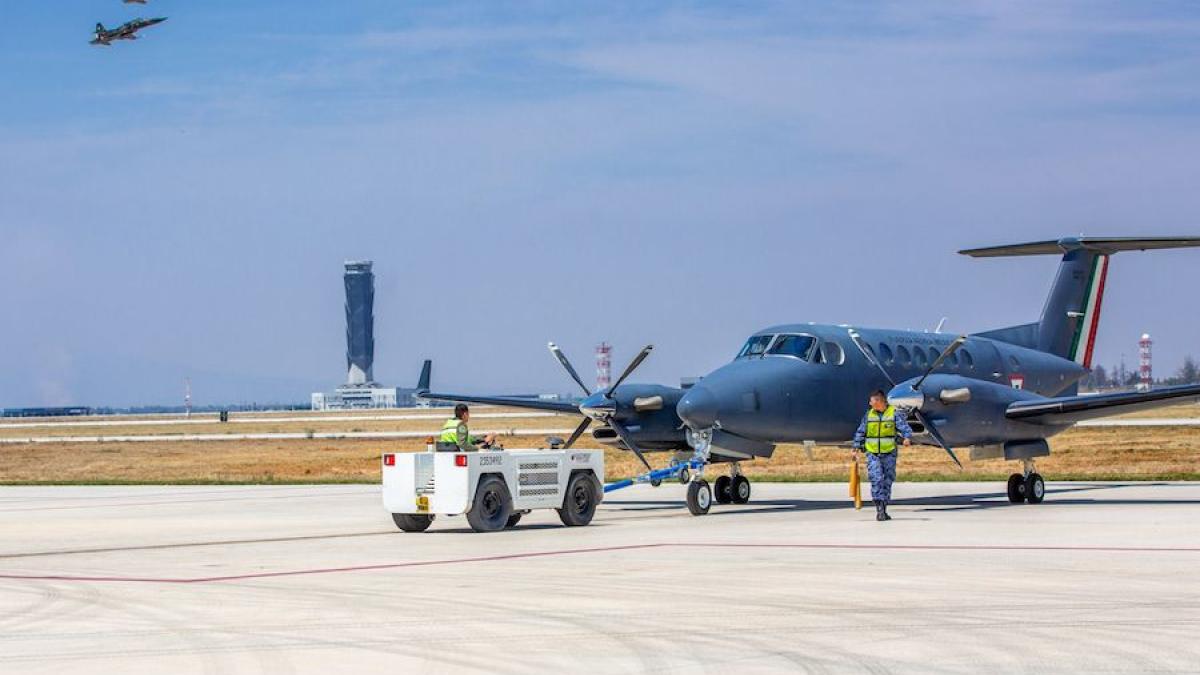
[677,386,718,429]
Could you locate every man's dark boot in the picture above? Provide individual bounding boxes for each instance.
[875,502,885,521]
[880,504,892,521]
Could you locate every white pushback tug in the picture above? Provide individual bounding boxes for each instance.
[382,445,604,533]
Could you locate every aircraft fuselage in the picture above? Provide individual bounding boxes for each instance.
[677,323,1087,447]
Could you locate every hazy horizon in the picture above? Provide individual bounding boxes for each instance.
[3,1,1200,408]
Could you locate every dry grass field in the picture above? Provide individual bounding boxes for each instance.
[1,404,1198,484]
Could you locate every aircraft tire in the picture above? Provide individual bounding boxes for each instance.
[392,513,434,533]
[686,480,712,516]
[1025,473,1045,504]
[714,475,733,504]
[467,476,513,532]
[731,476,751,504]
[1006,473,1025,503]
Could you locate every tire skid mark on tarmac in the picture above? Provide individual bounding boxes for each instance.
[1,541,1197,585]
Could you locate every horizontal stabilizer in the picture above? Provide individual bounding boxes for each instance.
[417,391,580,414]
[960,236,1200,258]
[1006,384,1200,425]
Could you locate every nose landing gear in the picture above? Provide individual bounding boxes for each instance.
[1007,460,1045,504]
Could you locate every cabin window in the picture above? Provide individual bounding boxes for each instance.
[878,343,894,365]
[946,351,959,368]
[767,335,817,360]
[913,348,928,368]
[738,335,774,358]
[961,349,975,369]
[1009,355,1021,371]
[927,347,940,365]
[820,341,845,365]
[896,345,912,366]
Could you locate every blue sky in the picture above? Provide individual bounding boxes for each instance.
[2,1,1200,407]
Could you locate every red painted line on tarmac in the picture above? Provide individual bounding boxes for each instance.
[0,541,1197,585]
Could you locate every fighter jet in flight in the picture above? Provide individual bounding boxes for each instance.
[90,17,166,46]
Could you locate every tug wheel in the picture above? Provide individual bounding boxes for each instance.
[392,513,434,533]
[558,472,601,527]
[1025,473,1045,504]
[714,475,733,504]
[1006,473,1026,503]
[731,476,751,504]
[466,476,513,533]
[678,467,691,485]
[686,480,712,516]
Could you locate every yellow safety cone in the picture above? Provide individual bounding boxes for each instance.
[850,457,862,510]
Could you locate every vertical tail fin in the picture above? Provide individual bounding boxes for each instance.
[961,237,1200,367]
[416,359,431,392]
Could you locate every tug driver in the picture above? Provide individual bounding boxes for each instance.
[437,404,496,452]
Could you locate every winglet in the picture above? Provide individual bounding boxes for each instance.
[416,360,431,393]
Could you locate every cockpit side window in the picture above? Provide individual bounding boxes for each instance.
[767,334,817,360]
[738,335,775,359]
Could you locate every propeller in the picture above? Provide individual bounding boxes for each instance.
[548,342,591,396]
[847,330,963,468]
[546,342,656,469]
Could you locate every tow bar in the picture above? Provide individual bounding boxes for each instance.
[603,458,706,493]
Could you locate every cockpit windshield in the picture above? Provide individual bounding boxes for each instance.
[767,334,817,360]
[737,335,774,358]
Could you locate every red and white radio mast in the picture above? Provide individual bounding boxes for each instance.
[1138,333,1153,391]
[595,342,612,391]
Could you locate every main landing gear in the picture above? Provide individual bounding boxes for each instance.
[713,465,751,506]
[1006,459,1045,504]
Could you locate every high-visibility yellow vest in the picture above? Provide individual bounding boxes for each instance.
[439,418,461,444]
[864,406,898,454]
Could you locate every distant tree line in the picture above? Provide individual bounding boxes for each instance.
[1087,356,1200,389]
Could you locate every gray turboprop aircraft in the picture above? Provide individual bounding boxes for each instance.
[90,17,166,45]
[422,236,1200,516]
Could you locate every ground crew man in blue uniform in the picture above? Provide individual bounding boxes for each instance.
[852,390,913,521]
[437,404,496,451]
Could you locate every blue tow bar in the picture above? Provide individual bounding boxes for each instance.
[603,459,705,493]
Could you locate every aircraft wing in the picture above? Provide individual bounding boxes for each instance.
[417,391,580,415]
[1006,384,1200,425]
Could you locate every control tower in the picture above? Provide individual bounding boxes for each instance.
[312,260,414,410]
[343,261,376,387]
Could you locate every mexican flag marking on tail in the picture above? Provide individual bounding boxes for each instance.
[1068,254,1110,368]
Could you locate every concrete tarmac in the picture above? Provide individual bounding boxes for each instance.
[0,481,1197,674]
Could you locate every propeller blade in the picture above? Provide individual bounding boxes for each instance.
[913,335,967,390]
[547,342,591,396]
[563,417,591,449]
[607,344,654,396]
[848,330,896,387]
[912,409,962,469]
[608,419,653,472]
